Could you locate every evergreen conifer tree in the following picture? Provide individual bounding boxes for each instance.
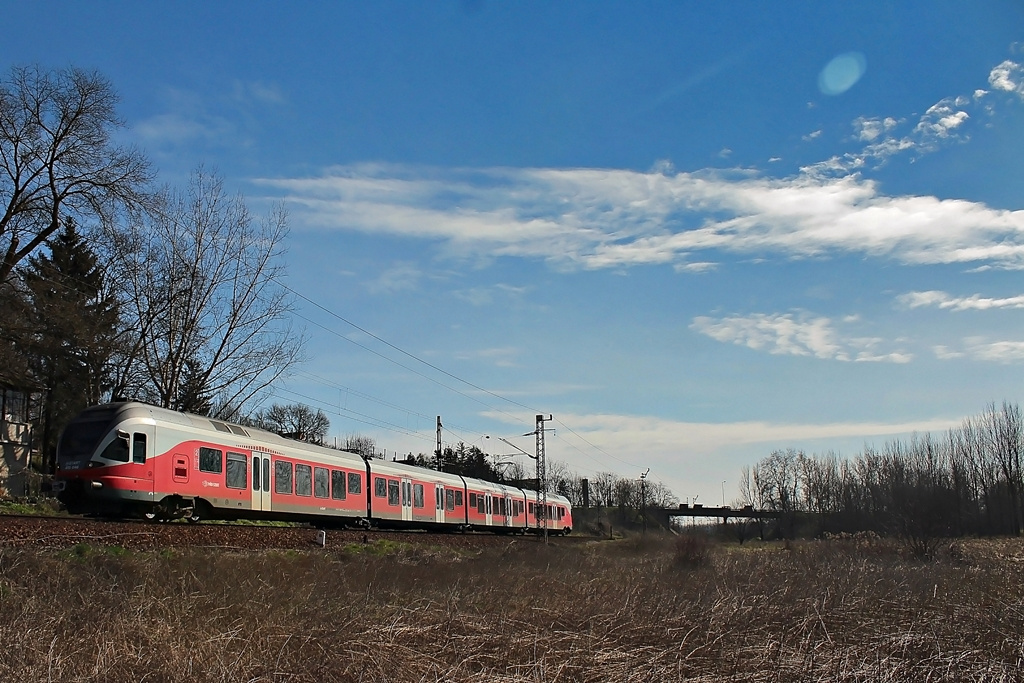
[21,219,120,469]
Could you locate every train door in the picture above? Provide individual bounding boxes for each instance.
[484,493,493,527]
[401,477,413,521]
[122,423,155,502]
[435,484,445,524]
[251,454,271,512]
[502,496,511,527]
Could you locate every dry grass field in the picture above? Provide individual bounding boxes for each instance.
[1,532,1023,682]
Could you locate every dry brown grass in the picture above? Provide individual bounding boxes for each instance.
[1,533,1023,681]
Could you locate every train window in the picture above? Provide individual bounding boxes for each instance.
[199,447,222,474]
[469,492,477,508]
[558,506,565,520]
[132,433,146,464]
[275,460,293,494]
[446,489,455,511]
[413,483,424,508]
[262,457,270,492]
[388,480,400,506]
[436,486,442,510]
[296,464,312,497]
[348,472,361,495]
[253,457,260,491]
[331,470,346,500]
[101,434,130,463]
[477,496,485,514]
[314,467,329,498]
[226,453,247,489]
[455,490,463,507]
[374,477,386,498]
[528,502,534,515]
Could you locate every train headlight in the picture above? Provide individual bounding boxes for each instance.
[90,481,103,489]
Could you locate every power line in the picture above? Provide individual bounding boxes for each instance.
[278,278,538,415]
[287,305,530,427]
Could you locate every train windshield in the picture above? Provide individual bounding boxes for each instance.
[57,405,122,469]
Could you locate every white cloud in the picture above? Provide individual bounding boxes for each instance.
[966,340,1024,363]
[674,261,718,274]
[254,55,1024,273]
[930,336,1024,363]
[258,166,1024,272]
[365,261,422,294]
[232,80,286,105]
[453,283,529,307]
[989,60,1024,96]
[540,411,956,454]
[899,290,1024,311]
[691,313,842,359]
[914,100,970,139]
[853,116,897,142]
[690,312,911,363]
[479,410,960,501]
[933,345,964,360]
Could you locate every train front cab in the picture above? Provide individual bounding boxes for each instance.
[525,493,573,536]
[55,403,157,516]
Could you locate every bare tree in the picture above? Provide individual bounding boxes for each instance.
[591,472,617,508]
[983,401,1024,535]
[0,65,151,284]
[110,169,304,418]
[342,434,376,459]
[252,403,329,445]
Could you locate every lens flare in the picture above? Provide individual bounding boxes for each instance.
[819,52,867,95]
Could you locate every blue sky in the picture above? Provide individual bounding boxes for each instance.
[6,2,1024,504]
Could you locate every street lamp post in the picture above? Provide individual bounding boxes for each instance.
[640,469,649,537]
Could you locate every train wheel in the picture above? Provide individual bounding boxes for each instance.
[185,499,208,523]
[143,502,168,522]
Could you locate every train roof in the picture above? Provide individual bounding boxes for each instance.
[75,401,337,455]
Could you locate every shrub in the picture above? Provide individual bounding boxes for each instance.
[671,531,712,569]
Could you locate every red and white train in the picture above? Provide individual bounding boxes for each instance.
[53,402,573,535]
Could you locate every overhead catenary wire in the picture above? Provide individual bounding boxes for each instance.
[280,280,653,478]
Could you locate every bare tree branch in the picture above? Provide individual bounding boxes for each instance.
[0,65,152,283]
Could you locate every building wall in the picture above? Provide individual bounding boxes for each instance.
[1,420,33,497]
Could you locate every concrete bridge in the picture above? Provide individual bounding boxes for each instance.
[650,504,782,528]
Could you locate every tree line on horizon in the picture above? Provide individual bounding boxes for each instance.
[741,401,1024,550]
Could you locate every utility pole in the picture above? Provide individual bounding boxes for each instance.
[534,414,552,544]
[435,416,442,471]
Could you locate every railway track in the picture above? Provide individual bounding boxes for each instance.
[0,514,589,552]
